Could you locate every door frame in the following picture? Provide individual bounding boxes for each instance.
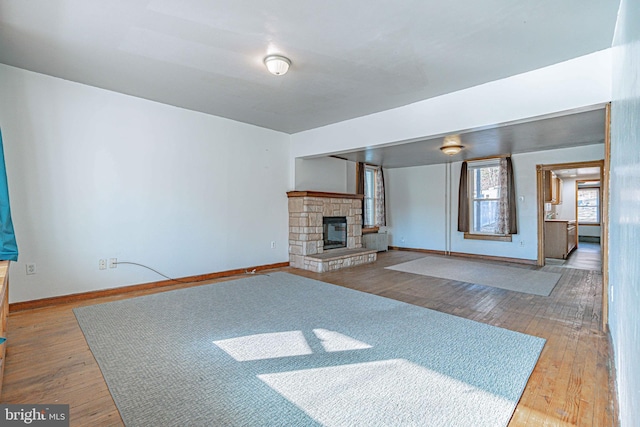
[536,159,605,267]
[602,103,611,330]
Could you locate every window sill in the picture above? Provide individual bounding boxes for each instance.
[463,233,512,242]
[362,226,380,234]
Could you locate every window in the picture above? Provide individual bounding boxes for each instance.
[362,164,385,227]
[363,166,377,227]
[577,184,600,224]
[469,160,501,234]
[458,157,516,241]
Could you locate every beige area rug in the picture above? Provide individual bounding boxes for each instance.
[386,255,561,296]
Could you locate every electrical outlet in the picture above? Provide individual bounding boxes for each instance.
[520,240,525,247]
[109,258,117,268]
[26,263,36,275]
[99,259,107,270]
[270,241,276,249]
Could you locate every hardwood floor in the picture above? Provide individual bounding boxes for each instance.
[565,242,602,271]
[546,242,602,271]
[1,250,618,426]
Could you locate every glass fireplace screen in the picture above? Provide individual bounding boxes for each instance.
[323,216,347,250]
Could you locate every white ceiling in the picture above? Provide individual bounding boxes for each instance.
[0,0,620,134]
[554,167,601,181]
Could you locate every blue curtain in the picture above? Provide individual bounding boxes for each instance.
[0,129,18,261]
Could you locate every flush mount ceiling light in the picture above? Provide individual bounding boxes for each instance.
[440,134,464,155]
[264,55,291,76]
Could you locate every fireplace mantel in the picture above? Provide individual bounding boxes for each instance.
[286,191,364,200]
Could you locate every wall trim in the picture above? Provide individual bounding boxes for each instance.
[602,102,611,330]
[9,262,289,312]
[389,246,446,256]
[388,246,537,265]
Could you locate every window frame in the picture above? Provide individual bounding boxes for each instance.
[363,165,377,228]
[463,158,512,242]
[577,183,601,226]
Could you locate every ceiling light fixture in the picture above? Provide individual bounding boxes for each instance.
[264,55,291,76]
[440,134,464,155]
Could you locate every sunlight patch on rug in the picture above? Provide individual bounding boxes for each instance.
[213,329,372,361]
[259,358,513,426]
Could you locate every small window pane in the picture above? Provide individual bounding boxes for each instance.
[472,166,501,199]
[473,200,499,233]
[365,169,375,197]
[364,198,374,226]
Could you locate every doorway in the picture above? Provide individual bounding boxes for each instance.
[536,160,604,269]
[542,165,603,270]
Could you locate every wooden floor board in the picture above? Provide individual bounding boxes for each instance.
[0,250,618,426]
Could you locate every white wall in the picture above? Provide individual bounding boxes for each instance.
[291,50,612,159]
[384,145,604,261]
[385,164,447,251]
[294,157,349,193]
[345,161,356,194]
[294,157,357,194]
[609,0,640,425]
[579,225,601,238]
[0,64,291,303]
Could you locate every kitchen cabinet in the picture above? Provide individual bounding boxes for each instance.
[544,171,563,205]
[544,220,577,259]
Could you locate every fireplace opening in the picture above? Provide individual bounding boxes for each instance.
[323,216,347,250]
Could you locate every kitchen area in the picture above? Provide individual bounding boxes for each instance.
[543,166,602,269]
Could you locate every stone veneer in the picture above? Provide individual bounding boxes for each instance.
[287,191,377,272]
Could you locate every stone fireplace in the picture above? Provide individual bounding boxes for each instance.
[287,191,377,272]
